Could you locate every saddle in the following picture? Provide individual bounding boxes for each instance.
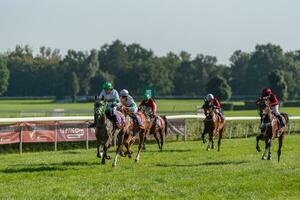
[108,111,125,129]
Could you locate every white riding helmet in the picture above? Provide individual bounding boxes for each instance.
[206,94,214,101]
[120,89,129,97]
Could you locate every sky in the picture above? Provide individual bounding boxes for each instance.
[0,0,300,65]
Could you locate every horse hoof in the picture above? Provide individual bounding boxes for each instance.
[261,156,267,160]
[256,147,261,152]
[267,156,272,160]
[135,159,139,162]
[97,154,101,158]
[106,155,111,160]
[101,160,106,165]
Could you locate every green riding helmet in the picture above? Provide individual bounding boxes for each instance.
[143,94,151,101]
[102,81,113,90]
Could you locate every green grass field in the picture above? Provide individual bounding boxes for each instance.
[0,99,299,117]
[0,136,299,199]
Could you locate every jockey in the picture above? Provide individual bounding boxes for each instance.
[89,81,120,127]
[203,94,223,119]
[119,89,139,126]
[256,88,285,128]
[139,94,157,117]
[99,81,120,117]
[138,94,158,127]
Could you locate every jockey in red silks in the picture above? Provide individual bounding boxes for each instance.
[203,94,223,119]
[256,88,284,128]
[138,94,159,127]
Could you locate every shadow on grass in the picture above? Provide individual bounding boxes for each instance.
[156,160,249,168]
[0,166,72,173]
[144,149,192,153]
[3,161,101,173]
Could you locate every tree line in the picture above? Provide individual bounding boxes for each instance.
[0,41,300,100]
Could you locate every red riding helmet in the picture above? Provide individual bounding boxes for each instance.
[261,88,272,97]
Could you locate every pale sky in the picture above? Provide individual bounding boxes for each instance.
[0,0,300,64]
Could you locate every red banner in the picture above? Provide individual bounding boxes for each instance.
[0,121,96,145]
[0,124,20,144]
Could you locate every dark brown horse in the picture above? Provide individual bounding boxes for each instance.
[256,99,289,161]
[94,97,129,167]
[201,106,225,151]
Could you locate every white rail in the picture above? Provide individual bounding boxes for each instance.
[0,115,300,123]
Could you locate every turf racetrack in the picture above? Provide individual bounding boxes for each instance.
[0,136,300,199]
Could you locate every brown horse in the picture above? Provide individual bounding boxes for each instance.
[256,99,289,161]
[147,115,168,151]
[201,106,225,151]
[120,107,151,162]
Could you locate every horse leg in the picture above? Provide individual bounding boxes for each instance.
[202,128,207,144]
[256,134,262,152]
[207,131,212,151]
[267,139,273,160]
[262,139,268,160]
[101,145,107,164]
[159,129,164,151]
[218,129,223,152]
[113,131,125,167]
[153,131,161,151]
[96,142,101,158]
[211,131,215,149]
[135,130,146,162]
[278,134,283,162]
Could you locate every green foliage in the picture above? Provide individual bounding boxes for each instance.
[68,72,80,102]
[268,70,288,101]
[206,76,232,101]
[0,57,9,95]
[1,42,300,99]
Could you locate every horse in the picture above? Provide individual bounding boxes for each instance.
[201,104,225,151]
[147,115,168,151]
[93,96,129,167]
[120,107,151,162]
[255,99,289,162]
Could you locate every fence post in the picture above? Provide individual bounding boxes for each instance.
[184,119,187,142]
[86,122,89,150]
[19,123,23,154]
[54,121,58,152]
[229,126,232,139]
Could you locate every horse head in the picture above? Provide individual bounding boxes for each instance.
[94,97,108,124]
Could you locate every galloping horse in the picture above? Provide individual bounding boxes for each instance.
[120,107,151,162]
[148,115,168,151]
[256,99,289,161]
[201,104,225,151]
[94,96,129,166]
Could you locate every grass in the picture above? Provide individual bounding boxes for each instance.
[0,136,300,199]
[0,99,300,117]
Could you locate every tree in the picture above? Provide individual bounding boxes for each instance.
[206,76,232,101]
[68,72,80,102]
[268,70,287,101]
[0,58,9,95]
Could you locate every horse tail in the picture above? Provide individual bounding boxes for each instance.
[162,115,168,136]
[281,113,289,125]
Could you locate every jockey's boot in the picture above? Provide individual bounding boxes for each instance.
[154,116,159,128]
[131,114,139,127]
[88,122,95,128]
[277,115,285,128]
